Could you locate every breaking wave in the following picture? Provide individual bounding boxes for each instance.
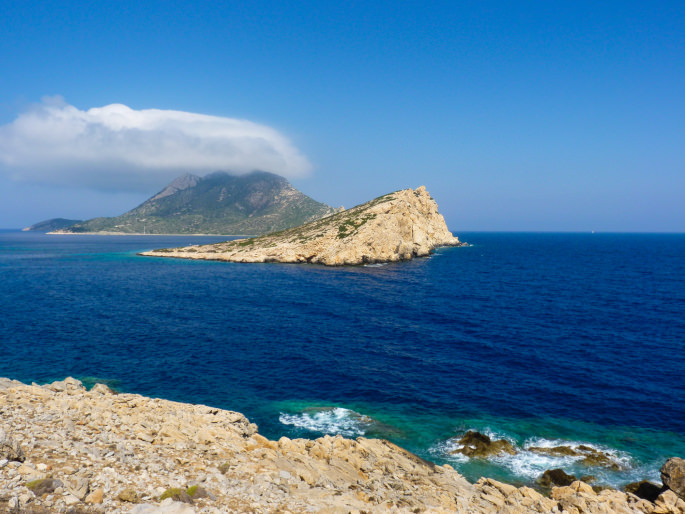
[279,407,373,437]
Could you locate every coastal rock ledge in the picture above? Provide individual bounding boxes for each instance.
[2,378,684,513]
[140,186,464,265]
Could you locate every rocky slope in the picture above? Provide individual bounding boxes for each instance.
[56,171,339,235]
[2,377,684,513]
[22,219,83,232]
[141,186,464,265]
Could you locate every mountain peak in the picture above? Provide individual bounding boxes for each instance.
[60,172,337,235]
[149,173,200,202]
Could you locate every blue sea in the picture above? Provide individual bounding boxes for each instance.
[1,230,683,488]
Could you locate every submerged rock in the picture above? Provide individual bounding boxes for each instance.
[528,445,578,457]
[450,431,517,458]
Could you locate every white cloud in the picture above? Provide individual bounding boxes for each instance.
[0,97,312,192]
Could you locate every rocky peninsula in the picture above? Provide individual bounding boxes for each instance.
[2,377,684,513]
[140,186,464,265]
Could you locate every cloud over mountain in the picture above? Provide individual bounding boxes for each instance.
[0,97,312,192]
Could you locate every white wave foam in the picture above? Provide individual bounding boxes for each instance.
[432,432,635,485]
[279,407,372,437]
[498,437,633,481]
[428,438,469,463]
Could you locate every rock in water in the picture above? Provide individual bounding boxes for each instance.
[142,186,464,265]
[450,430,517,458]
[539,468,578,487]
[662,457,685,499]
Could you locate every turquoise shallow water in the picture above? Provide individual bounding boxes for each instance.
[0,230,683,488]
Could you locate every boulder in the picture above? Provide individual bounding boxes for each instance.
[65,476,90,500]
[662,457,685,499]
[90,383,115,395]
[450,431,517,458]
[159,488,193,504]
[538,468,577,488]
[85,487,104,504]
[119,488,140,503]
[26,477,63,496]
[45,377,85,393]
[624,480,664,502]
[655,489,685,513]
[0,429,25,462]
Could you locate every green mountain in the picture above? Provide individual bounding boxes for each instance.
[23,218,83,232]
[63,171,339,235]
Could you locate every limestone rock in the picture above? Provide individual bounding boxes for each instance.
[0,377,23,391]
[90,382,115,395]
[45,376,86,393]
[655,489,685,513]
[119,487,140,503]
[131,498,196,513]
[0,375,677,513]
[65,476,90,500]
[85,487,104,504]
[663,458,685,500]
[0,429,25,462]
[141,186,465,266]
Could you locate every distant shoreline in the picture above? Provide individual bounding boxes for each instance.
[45,230,253,237]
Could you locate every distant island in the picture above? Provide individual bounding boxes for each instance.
[48,171,341,236]
[141,185,465,265]
[23,218,83,232]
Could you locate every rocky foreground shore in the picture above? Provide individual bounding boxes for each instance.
[140,186,464,266]
[1,377,684,514]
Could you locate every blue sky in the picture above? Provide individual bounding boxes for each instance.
[1,1,683,231]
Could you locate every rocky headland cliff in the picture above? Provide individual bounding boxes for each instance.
[141,186,464,265]
[2,377,684,513]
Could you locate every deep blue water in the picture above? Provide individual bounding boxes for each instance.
[1,230,683,486]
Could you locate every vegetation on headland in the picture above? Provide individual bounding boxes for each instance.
[150,189,397,254]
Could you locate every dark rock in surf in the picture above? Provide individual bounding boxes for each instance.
[450,431,517,458]
[539,468,577,488]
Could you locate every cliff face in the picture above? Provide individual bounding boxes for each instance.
[142,186,463,265]
[1,378,681,513]
[59,171,339,235]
